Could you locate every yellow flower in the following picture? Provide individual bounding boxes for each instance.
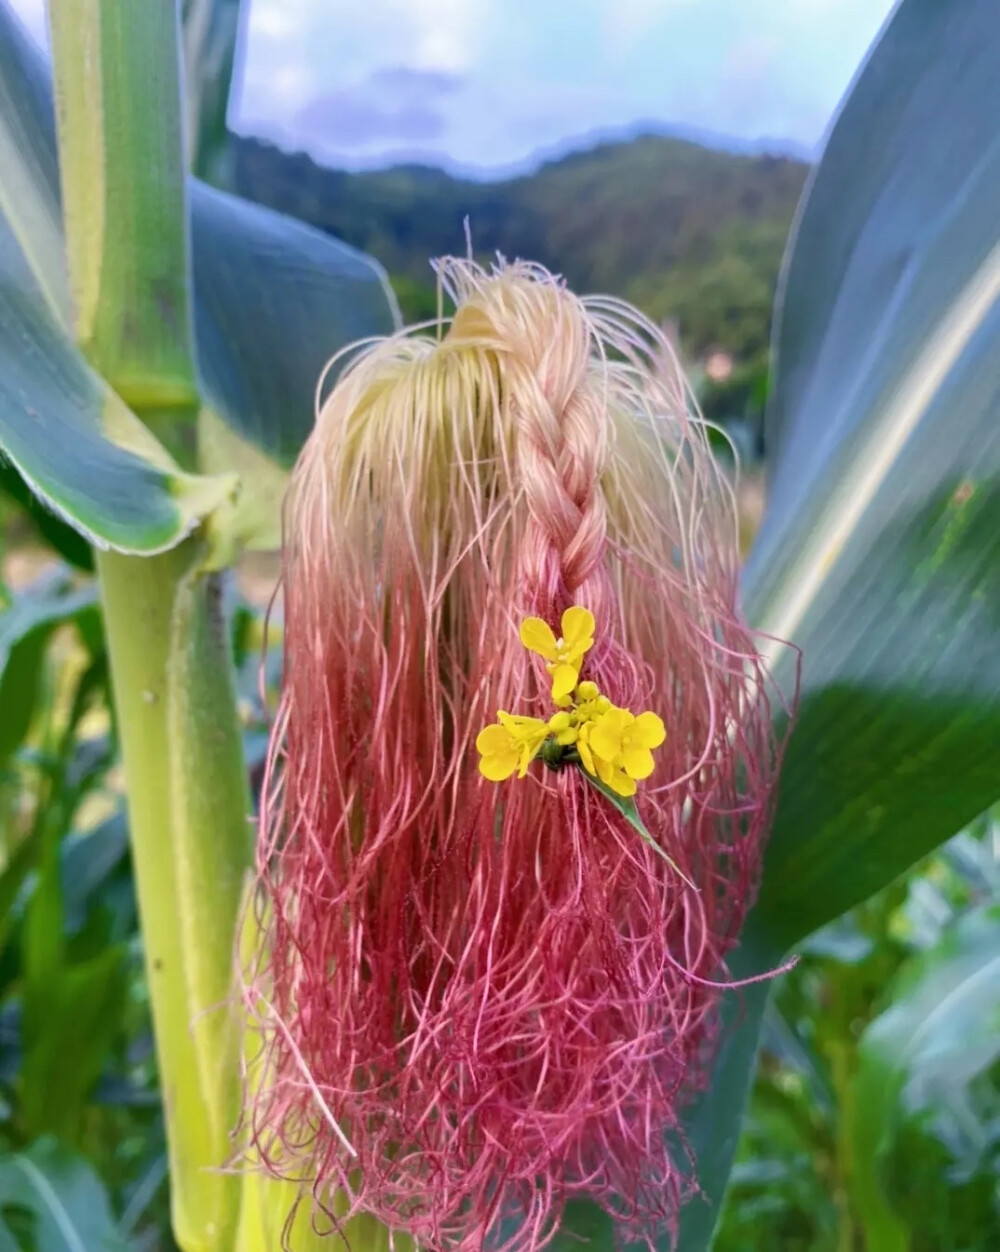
[587,707,667,796]
[476,712,549,780]
[576,719,599,778]
[547,710,578,746]
[477,610,666,799]
[520,607,595,701]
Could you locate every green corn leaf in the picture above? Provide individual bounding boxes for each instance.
[748,0,1000,947]
[0,567,99,772]
[0,1139,134,1251]
[61,810,130,935]
[181,0,245,183]
[0,248,236,551]
[0,823,40,965]
[0,127,237,552]
[191,181,399,549]
[0,0,67,323]
[20,946,130,1143]
[673,2,1000,1245]
[0,0,398,554]
[850,904,1000,1252]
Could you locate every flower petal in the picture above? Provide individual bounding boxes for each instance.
[595,755,615,787]
[633,711,666,749]
[561,606,595,651]
[520,617,558,660]
[590,709,626,761]
[621,745,655,779]
[499,711,549,741]
[479,752,519,781]
[608,768,637,797]
[476,724,514,754]
[578,731,597,775]
[550,663,579,702]
[517,739,544,777]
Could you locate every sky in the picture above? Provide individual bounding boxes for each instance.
[10,0,897,175]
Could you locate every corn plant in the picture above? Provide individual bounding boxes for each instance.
[0,1,999,1250]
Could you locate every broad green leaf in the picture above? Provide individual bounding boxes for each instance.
[0,823,40,962]
[0,0,398,552]
[674,941,781,1250]
[666,4,1000,1246]
[0,185,237,552]
[850,904,1000,1251]
[48,0,198,410]
[745,0,1000,946]
[21,947,129,1142]
[0,1138,133,1251]
[191,182,399,548]
[61,810,129,934]
[0,0,67,323]
[0,567,98,771]
[191,180,400,469]
[181,0,245,183]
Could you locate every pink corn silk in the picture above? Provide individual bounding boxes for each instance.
[245,261,790,1252]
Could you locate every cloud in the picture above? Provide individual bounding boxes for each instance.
[1,0,897,172]
[367,65,463,97]
[294,64,464,151]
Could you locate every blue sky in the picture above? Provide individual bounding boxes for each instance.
[12,0,897,173]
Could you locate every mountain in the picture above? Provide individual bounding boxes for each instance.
[228,132,809,388]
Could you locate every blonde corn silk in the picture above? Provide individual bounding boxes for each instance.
[245,259,789,1252]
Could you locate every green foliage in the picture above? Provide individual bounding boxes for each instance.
[0,569,98,775]
[0,560,277,1248]
[715,813,1000,1251]
[0,1139,135,1250]
[0,565,170,1245]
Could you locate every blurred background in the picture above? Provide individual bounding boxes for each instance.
[3,2,1000,1250]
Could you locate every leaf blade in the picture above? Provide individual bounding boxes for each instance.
[672,2,1000,1243]
[849,904,1000,1251]
[0,1140,133,1252]
[744,0,1000,946]
[181,0,246,183]
[0,0,67,322]
[0,567,98,770]
[0,0,398,550]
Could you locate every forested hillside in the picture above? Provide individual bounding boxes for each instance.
[230,132,808,373]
